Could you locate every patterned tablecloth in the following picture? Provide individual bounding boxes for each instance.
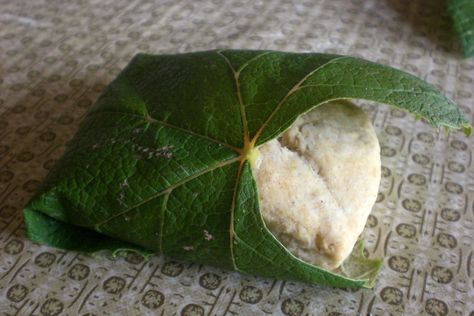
[1,0,473,315]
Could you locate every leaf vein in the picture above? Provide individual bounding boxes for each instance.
[236,51,272,73]
[251,56,349,142]
[216,51,250,145]
[95,157,239,230]
[88,110,242,153]
[298,83,446,97]
[228,161,244,272]
[158,191,170,253]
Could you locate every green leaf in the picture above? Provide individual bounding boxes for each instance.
[23,207,153,257]
[23,50,470,288]
[448,0,474,58]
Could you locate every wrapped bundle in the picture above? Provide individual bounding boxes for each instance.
[24,50,470,288]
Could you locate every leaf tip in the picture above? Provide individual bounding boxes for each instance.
[444,126,450,137]
[463,124,472,137]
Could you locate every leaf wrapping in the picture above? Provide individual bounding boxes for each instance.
[23,50,470,288]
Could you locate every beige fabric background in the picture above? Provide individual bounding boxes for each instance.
[0,0,473,315]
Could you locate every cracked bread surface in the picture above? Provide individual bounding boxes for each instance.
[251,100,381,269]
